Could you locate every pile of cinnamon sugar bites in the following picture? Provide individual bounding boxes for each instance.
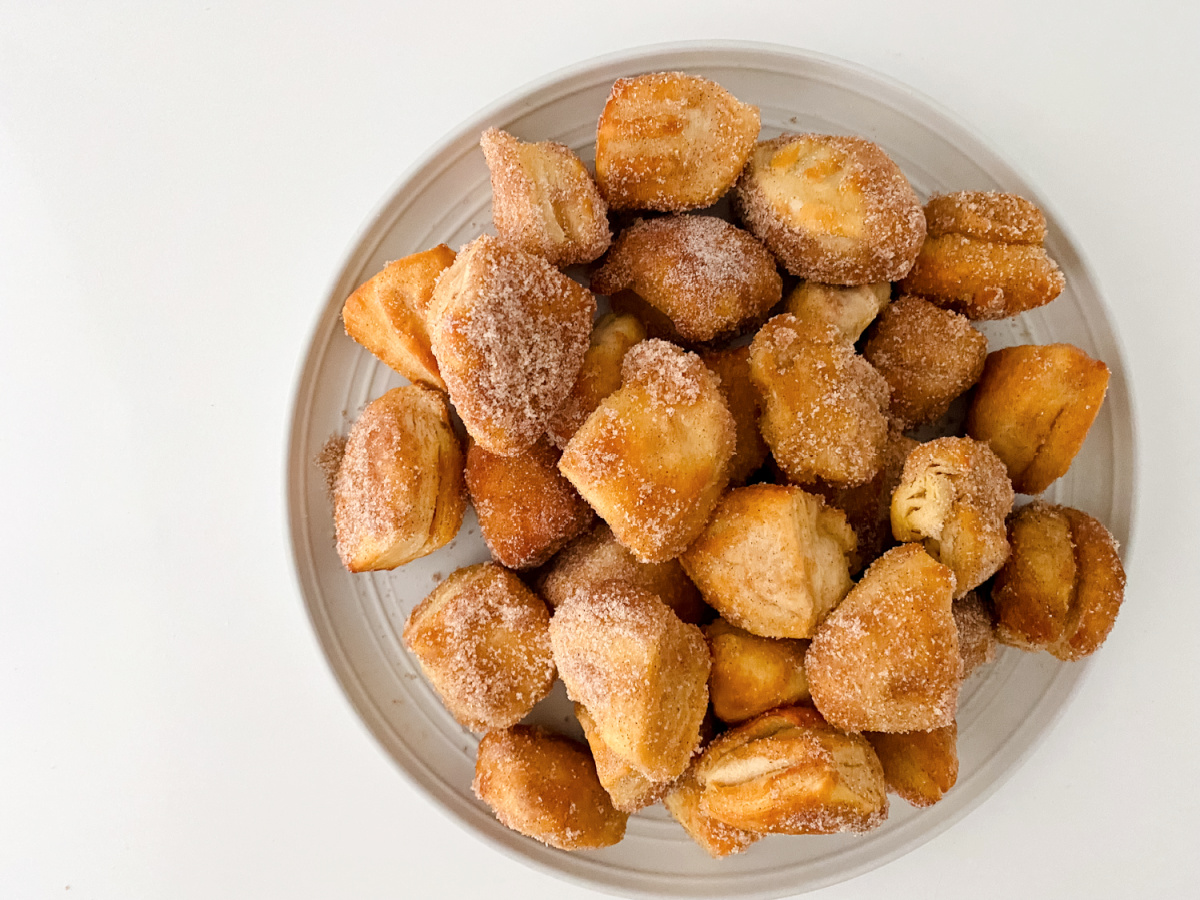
[327,71,1125,856]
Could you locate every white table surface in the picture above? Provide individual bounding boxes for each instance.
[3,3,1198,898]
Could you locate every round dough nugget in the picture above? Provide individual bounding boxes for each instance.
[402,563,555,732]
[547,312,646,450]
[862,294,988,429]
[806,543,961,733]
[693,705,888,835]
[749,314,890,488]
[538,522,708,624]
[784,279,891,343]
[480,127,611,267]
[900,192,1063,320]
[865,723,958,808]
[891,436,1014,597]
[558,339,736,563]
[590,215,782,343]
[473,725,627,850]
[732,133,925,284]
[548,582,711,783]
[595,71,760,212]
[967,343,1110,494]
[681,484,856,640]
[333,385,465,572]
[991,501,1125,661]
[705,617,810,724]
[465,437,594,570]
[427,234,596,456]
[699,345,770,486]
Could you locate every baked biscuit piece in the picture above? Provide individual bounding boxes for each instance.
[558,339,736,563]
[784,280,891,343]
[705,617,810,724]
[862,294,988,428]
[865,723,959,808]
[891,436,1014,597]
[681,484,856,640]
[590,215,782,342]
[806,544,961,733]
[473,725,627,850]
[900,191,1063,320]
[538,522,708,624]
[575,703,672,813]
[403,563,555,731]
[546,312,646,449]
[694,705,888,834]
[465,437,594,570]
[595,72,760,212]
[814,427,918,573]
[954,590,997,678]
[749,314,890,488]
[428,234,596,456]
[991,501,1125,660]
[548,583,711,782]
[924,190,1047,245]
[333,385,466,572]
[663,759,762,858]
[699,346,770,486]
[733,134,925,284]
[341,244,455,391]
[480,127,611,267]
[967,343,1110,494]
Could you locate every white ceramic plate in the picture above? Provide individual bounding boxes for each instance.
[286,42,1135,899]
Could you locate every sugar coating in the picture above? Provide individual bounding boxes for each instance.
[590,215,782,342]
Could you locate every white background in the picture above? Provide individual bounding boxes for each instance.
[2,2,1198,898]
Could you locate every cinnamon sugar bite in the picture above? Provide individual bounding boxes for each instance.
[428,234,595,456]
[558,339,735,563]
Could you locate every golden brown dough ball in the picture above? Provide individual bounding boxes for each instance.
[891,436,1014,597]
[465,437,594,570]
[480,127,611,267]
[663,758,763,858]
[806,544,961,733]
[862,294,988,429]
[546,312,646,449]
[537,522,708,624]
[784,280,891,343]
[590,215,782,342]
[403,563,555,732]
[865,723,959,808]
[595,72,760,212]
[899,191,1064,320]
[693,705,888,834]
[705,617,810,724]
[749,314,890,488]
[473,725,627,850]
[681,484,855,639]
[607,288,691,345]
[699,345,770,486]
[813,427,917,573]
[333,385,466,572]
[574,703,672,814]
[732,134,925,284]
[954,590,998,678]
[991,501,1126,660]
[967,343,1110,495]
[558,339,735,563]
[428,234,596,456]
[341,244,456,391]
[548,582,711,782]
